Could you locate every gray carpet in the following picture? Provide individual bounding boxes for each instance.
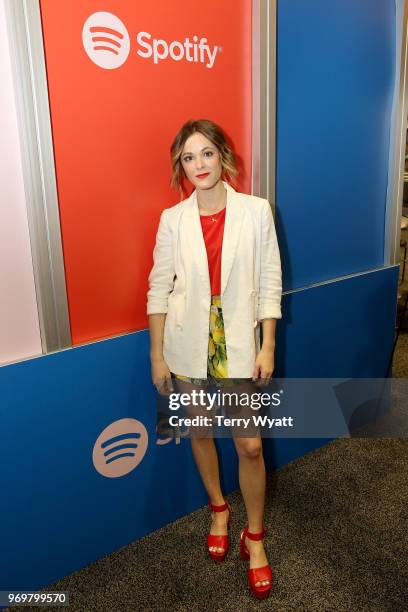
[9,266,408,612]
[11,438,408,612]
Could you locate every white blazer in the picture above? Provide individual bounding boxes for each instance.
[147,181,282,378]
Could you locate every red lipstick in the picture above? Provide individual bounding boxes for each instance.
[196,172,210,179]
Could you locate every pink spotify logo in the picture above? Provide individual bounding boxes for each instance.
[82,12,130,69]
[93,418,148,478]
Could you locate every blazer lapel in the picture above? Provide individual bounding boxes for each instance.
[221,182,244,295]
[183,189,211,290]
[183,181,244,295]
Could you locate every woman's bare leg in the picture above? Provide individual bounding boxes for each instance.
[190,437,230,554]
[233,436,270,587]
[172,377,229,555]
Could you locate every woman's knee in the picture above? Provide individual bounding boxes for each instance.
[234,438,263,459]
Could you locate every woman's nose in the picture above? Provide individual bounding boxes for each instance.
[195,155,205,170]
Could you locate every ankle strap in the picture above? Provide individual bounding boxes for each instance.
[244,524,266,540]
[208,500,230,512]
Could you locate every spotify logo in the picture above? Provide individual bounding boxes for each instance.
[93,418,148,478]
[82,12,130,69]
[83,12,220,70]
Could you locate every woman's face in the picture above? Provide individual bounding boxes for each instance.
[180,132,223,190]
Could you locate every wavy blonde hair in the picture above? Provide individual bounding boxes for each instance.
[170,119,238,196]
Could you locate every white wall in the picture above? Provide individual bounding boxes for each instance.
[0,0,42,366]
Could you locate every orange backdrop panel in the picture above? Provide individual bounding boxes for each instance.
[39,0,252,344]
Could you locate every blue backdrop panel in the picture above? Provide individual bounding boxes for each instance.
[276,0,396,290]
[275,266,399,378]
[0,266,398,591]
[263,265,399,470]
[0,331,240,591]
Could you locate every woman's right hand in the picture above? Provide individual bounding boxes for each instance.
[151,357,174,395]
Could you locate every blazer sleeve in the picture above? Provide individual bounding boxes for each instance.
[258,200,282,320]
[146,209,175,315]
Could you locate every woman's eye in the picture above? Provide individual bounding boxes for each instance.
[204,151,214,157]
[183,156,193,162]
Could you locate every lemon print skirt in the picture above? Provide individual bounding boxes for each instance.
[173,295,229,385]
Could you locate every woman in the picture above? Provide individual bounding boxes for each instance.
[147,119,282,599]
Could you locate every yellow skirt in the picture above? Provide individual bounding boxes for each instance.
[173,295,228,384]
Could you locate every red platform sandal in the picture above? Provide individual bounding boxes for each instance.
[240,525,272,599]
[207,499,232,562]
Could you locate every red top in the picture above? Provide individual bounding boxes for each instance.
[200,207,226,296]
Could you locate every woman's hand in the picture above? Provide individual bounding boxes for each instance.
[151,357,174,395]
[252,346,275,385]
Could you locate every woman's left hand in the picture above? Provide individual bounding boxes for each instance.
[252,346,275,385]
